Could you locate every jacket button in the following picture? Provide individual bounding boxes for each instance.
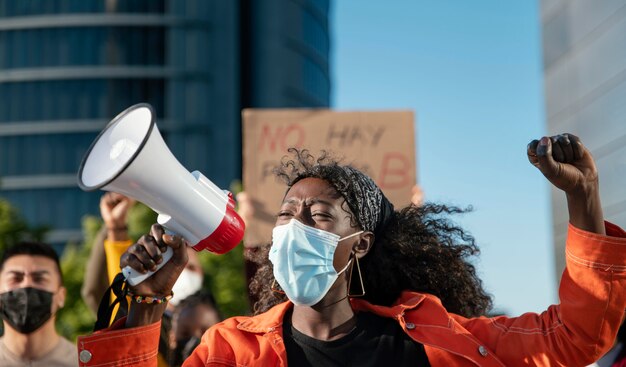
[478,345,488,357]
[405,322,415,330]
[79,350,93,363]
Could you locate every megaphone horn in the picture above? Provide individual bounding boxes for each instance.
[78,103,245,285]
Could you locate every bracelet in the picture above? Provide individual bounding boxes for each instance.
[126,290,173,304]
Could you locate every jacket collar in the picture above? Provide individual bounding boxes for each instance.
[350,291,427,318]
[236,300,293,333]
[236,291,431,334]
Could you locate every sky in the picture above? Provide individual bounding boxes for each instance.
[332,1,556,316]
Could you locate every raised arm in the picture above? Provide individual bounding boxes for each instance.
[81,193,135,315]
[454,134,625,366]
[527,133,604,234]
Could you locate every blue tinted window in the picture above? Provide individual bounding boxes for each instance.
[0,79,164,122]
[0,27,165,68]
[1,188,101,231]
[302,8,329,57]
[302,58,329,104]
[0,133,96,175]
[0,0,164,17]
[308,0,329,15]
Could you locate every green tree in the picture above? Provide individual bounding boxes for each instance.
[0,199,28,253]
[198,244,249,318]
[56,215,100,340]
[0,198,48,253]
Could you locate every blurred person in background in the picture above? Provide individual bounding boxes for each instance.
[169,290,222,367]
[410,185,424,206]
[81,193,135,313]
[0,241,76,367]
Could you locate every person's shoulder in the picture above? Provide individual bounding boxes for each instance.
[0,336,8,355]
[205,301,291,338]
[209,315,252,331]
[57,336,77,352]
[40,336,77,367]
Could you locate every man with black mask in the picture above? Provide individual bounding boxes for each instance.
[0,241,76,366]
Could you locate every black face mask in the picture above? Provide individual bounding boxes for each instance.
[0,287,54,334]
[171,337,201,367]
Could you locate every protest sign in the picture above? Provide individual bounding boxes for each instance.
[242,109,416,246]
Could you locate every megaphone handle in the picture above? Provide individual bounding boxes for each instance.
[122,247,174,286]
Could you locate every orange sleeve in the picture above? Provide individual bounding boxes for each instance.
[77,318,161,367]
[455,221,626,366]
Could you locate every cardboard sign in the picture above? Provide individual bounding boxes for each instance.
[242,109,416,246]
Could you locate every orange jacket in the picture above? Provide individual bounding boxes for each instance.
[77,222,626,366]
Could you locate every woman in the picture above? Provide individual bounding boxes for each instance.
[77,134,626,366]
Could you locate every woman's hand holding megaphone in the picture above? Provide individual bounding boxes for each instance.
[120,223,189,327]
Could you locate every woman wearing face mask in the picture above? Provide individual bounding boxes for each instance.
[78,134,626,366]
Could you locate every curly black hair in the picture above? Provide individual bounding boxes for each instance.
[248,148,492,318]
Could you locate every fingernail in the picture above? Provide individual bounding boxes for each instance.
[537,137,548,156]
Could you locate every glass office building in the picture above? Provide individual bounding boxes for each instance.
[541,0,626,276]
[0,0,330,244]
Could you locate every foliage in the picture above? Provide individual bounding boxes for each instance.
[56,216,100,340]
[0,198,48,254]
[127,202,158,241]
[198,244,249,318]
[0,199,28,253]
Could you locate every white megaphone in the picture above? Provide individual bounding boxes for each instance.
[77,103,245,286]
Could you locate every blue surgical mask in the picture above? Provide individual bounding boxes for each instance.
[269,219,363,306]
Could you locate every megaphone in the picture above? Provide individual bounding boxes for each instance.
[77,103,245,286]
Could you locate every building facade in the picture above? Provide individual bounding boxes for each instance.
[541,0,626,275]
[0,0,330,244]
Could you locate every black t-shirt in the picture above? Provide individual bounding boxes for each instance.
[283,312,431,366]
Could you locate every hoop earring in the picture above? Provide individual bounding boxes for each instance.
[271,278,285,295]
[347,255,365,297]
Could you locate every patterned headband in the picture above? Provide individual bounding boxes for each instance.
[292,165,394,235]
